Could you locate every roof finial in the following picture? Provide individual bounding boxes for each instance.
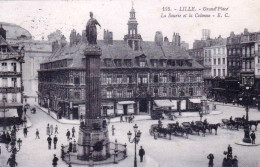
[132,0,134,9]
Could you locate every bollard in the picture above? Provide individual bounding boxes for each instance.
[73,139,77,153]
[123,143,127,158]
[114,151,118,164]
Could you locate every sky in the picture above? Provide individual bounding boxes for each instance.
[0,0,259,47]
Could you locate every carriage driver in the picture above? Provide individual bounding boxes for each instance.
[242,115,245,122]
[176,121,179,127]
[230,116,233,123]
[203,119,208,126]
[191,120,195,126]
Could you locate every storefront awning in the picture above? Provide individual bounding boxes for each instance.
[0,109,18,118]
[189,99,201,103]
[118,101,135,105]
[154,100,175,107]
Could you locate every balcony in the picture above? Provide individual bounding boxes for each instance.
[240,68,255,73]
[0,71,22,77]
[0,87,22,93]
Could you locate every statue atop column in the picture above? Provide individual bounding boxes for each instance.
[86,12,101,44]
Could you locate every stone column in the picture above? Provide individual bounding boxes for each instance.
[77,45,110,161]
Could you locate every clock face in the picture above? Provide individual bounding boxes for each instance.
[93,141,103,151]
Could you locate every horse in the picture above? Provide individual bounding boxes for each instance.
[248,121,260,131]
[208,123,220,135]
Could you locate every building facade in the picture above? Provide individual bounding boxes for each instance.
[38,7,204,120]
[0,22,52,103]
[0,26,24,121]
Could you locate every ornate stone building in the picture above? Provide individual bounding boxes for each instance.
[38,7,204,119]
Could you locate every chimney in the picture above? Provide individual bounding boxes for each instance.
[60,35,67,47]
[69,29,77,46]
[52,40,59,53]
[154,31,163,46]
[164,36,169,45]
[0,24,7,40]
[76,33,82,44]
[172,32,181,46]
[202,29,210,40]
[82,30,87,43]
[244,28,249,34]
[104,29,113,45]
[230,31,235,37]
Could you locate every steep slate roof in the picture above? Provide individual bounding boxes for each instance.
[44,39,203,69]
[0,35,20,61]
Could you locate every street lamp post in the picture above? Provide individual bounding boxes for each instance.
[127,124,142,167]
[239,85,255,143]
[5,127,22,162]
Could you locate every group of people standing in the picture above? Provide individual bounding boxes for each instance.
[207,144,238,167]
[120,114,135,123]
[46,124,59,150]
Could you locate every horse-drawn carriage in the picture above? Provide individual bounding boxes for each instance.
[149,120,219,140]
[221,117,260,130]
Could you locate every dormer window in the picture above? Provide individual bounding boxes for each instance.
[114,59,122,67]
[104,59,112,67]
[160,59,167,67]
[151,59,158,67]
[124,59,132,67]
[139,61,146,67]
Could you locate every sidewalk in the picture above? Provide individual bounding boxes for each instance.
[173,110,222,118]
[36,105,152,125]
[215,102,260,111]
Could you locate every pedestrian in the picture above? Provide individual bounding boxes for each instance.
[154,129,158,140]
[227,145,232,159]
[46,124,50,135]
[69,139,73,152]
[48,108,50,115]
[55,125,58,134]
[68,162,72,167]
[250,131,256,144]
[80,113,83,122]
[52,154,59,167]
[125,116,128,122]
[53,135,58,149]
[108,116,111,125]
[120,115,123,122]
[23,117,27,127]
[24,108,27,115]
[232,155,238,167]
[72,126,75,138]
[66,129,71,141]
[47,135,52,149]
[138,146,145,162]
[7,156,18,167]
[222,157,228,167]
[132,114,135,123]
[207,153,214,167]
[50,124,54,135]
[128,116,131,123]
[112,125,115,136]
[0,146,1,155]
[23,126,28,137]
[36,129,40,139]
[200,112,203,121]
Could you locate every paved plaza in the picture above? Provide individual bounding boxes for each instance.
[1,103,260,167]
